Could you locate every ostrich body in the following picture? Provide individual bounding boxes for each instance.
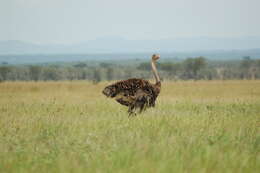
[102,54,161,115]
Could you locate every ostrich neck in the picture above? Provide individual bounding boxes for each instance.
[151,60,160,84]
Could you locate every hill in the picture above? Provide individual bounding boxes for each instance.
[1,37,260,54]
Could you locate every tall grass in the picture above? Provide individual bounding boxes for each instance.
[0,80,259,173]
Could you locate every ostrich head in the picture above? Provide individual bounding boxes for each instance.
[152,54,160,61]
[102,85,117,97]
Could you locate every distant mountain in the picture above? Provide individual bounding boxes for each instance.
[1,49,260,65]
[1,37,260,54]
[0,40,67,54]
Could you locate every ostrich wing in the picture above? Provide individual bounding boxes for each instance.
[112,78,152,106]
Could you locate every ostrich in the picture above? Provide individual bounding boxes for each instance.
[102,54,161,115]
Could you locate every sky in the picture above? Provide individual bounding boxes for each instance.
[1,0,260,44]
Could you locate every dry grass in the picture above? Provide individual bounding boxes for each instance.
[0,80,259,173]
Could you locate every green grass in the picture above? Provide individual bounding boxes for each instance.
[0,80,259,173]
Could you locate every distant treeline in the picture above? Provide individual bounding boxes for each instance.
[0,56,260,82]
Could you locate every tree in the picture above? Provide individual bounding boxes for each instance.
[124,68,133,79]
[29,66,42,81]
[240,56,253,79]
[106,68,114,81]
[216,67,225,80]
[193,57,207,76]
[92,69,101,84]
[0,66,11,81]
[74,63,88,68]
[137,63,150,71]
[241,56,252,69]
[41,67,61,81]
[100,62,113,68]
[183,57,207,79]
[160,62,181,79]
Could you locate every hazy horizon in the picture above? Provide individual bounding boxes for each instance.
[2,35,260,45]
[2,0,260,44]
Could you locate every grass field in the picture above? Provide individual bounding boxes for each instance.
[0,80,259,173]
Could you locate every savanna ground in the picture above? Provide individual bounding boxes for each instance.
[0,80,259,173]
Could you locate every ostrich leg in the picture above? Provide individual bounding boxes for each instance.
[128,91,149,116]
[128,105,136,117]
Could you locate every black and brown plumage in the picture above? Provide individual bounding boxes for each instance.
[102,54,161,116]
